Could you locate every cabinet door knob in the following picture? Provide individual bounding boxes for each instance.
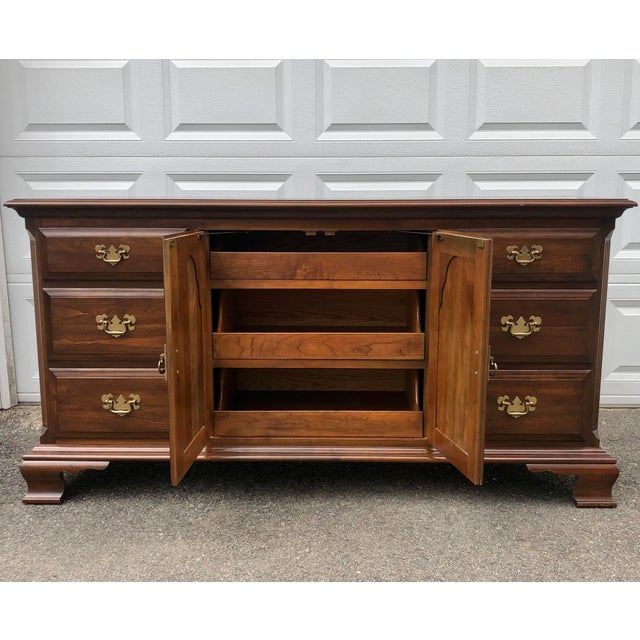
[95,313,136,338]
[506,244,543,266]
[95,244,130,265]
[500,314,542,339]
[101,393,141,416]
[497,395,537,418]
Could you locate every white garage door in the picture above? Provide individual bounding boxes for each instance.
[0,59,639,405]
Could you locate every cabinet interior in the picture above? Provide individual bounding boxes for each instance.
[216,368,422,412]
[209,230,427,425]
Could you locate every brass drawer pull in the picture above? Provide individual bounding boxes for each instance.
[96,314,136,338]
[506,244,543,266]
[500,315,542,339]
[95,244,130,265]
[101,393,141,416]
[497,395,537,418]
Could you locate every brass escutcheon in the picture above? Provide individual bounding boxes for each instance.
[95,244,130,265]
[96,313,136,338]
[101,393,141,416]
[497,395,537,419]
[500,315,542,339]
[506,244,543,266]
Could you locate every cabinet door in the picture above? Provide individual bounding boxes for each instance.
[163,230,213,485]
[426,231,493,484]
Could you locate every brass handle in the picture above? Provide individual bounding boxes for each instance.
[101,393,141,416]
[497,395,537,419]
[95,244,130,265]
[96,314,136,338]
[489,355,498,376]
[500,315,542,339]
[506,244,543,266]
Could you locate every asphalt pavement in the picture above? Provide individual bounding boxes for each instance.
[1,404,638,582]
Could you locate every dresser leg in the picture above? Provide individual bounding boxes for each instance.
[526,463,619,508]
[20,460,110,504]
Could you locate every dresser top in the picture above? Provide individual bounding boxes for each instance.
[5,198,637,220]
[5,198,636,207]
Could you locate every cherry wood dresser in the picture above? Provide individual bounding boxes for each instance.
[5,198,636,506]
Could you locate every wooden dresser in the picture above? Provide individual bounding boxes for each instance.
[5,198,636,506]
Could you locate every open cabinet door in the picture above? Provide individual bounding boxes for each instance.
[163,230,212,485]
[426,231,493,484]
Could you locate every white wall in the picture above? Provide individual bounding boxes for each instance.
[0,59,639,404]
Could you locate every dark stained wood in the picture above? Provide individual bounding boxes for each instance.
[211,251,427,288]
[489,289,597,364]
[44,288,165,361]
[487,229,601,281]
[213,410,423,438]
[426,231,493,485]
[527,463,619,507]
[4,197,637,506]
[39,227,183,280]
[219,289,419,331]
[213,332,424,361]
[163,231,212,485]
[6,198,636,222]
[20,460,110,504]
[49,368,169,438]
[212,358,426,369]
[230,368,413,392]
[20,440,618,465]
[587,225,616,448]
[485,370,591,441]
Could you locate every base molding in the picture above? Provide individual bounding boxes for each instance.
[527,462,620,508]
[19,459,110,504]
[20,443,619,507]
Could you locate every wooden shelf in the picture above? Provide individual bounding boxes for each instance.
[212,288,424,366]
[211,251,427,289]
[213,408,424,438]
[213,332,425,362]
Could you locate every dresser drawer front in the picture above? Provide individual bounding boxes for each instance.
[40,228,182,279]
[50,369,168,438]
[489,290,597,364]
[488,230,600,281]
[485,371,590,440]
[45,289,165,361]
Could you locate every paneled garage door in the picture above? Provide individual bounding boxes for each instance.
[1,59,639,405]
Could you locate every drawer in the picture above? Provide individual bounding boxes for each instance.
[212,332,425,363]
[488,230,600,281]
[211,251,427,289]
[49,369,168,439]
[213,410,424,438]
[40,228,183,280]
[214,368,423,437]
[489,290,597,364]
[485,370,591,441]
[44,288,165,361]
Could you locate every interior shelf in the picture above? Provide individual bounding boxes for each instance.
[208,232,427,437]
[210,231,427,289]
[212,368,424,439]
[215,289,423,332]
[212,289,424,366]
